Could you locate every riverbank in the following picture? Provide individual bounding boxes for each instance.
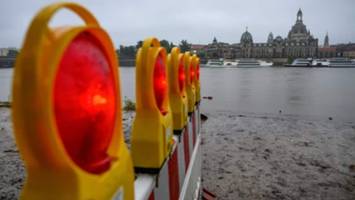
[0,108,135,199]
[0,108,23,199]
[1,107,355,199]
[201,111,355,200]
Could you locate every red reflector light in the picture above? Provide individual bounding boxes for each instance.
[178,60,185,94]
[54,32,116,174]
[190,64,195,84]
[154,53,168,114]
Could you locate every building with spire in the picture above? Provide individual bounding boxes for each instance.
[324,32,329,47]
[267,32,274,44]
[204,36,233,59]
[318,32,336,58]
[283,8,318,58]
[199,9,319,60]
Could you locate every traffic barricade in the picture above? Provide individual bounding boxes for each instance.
[12,2,134,199]
[131,38,174,173]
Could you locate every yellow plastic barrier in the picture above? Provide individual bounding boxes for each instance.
[131,38,174,172]
[183,52,196,113]
[12,2,134,199]
[167,47,188,131]
[191,55,201,103]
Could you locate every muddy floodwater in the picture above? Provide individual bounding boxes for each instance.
[2,67,355,122]
[199,67,355,122]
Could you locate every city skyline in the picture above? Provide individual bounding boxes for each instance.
[0,0,354,48]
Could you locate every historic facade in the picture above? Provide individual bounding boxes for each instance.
[318,32,336,58]
[200,9,320,59]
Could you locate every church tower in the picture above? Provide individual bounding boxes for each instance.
[297,8,303,23]
[267,32,274,43]
[324,32,329,47]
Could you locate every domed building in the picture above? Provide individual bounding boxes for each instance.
[247,8,318,59]
[240,29,253,44]
[283,9,318,58]
[288,9,308,38]
[202,9,319,60]
[240,28,253,57]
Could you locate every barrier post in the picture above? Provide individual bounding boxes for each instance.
[191,55,201,104]
[183,52,196,114]
[131,38,174,173]
[12,2,134,199]
[167,47,188,134]
[190,55,201,138]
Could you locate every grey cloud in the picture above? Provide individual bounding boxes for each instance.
[0,0,354,48]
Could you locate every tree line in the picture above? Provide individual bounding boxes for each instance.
[117,40,191,59]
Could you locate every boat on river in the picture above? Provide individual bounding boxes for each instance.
[236,59,260,67]
[286,57,355,68]
[206,59,272,67]
[236,59,273,67]
[328,58,355,68]
[206,59,224,67]
[312,59,329,67]
[285,58,312,67]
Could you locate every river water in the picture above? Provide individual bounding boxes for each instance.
[1,67,355,122]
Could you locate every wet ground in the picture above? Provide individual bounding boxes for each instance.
[201,111,355,200]
[1,107,355,199]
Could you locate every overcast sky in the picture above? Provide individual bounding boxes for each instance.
[1,0,354,48]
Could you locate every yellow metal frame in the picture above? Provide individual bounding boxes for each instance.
[167,47,188,130]
[191,55,201,103]
[12,3,133,200]
[184,52,196,113]
[131,38,174,170]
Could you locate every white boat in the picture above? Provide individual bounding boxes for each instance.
[236,59,261,67]
[312,59,329,67]
[285,58,312,67]
[258,60,273,66]
[206,59,272,67]
[223,60,238,66]
[206,59,224,67]
[328,58,355,68]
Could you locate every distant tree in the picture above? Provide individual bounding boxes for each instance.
[159,39,177,52]
[127,46,136,57]
[118,45,124,55]
[179,40,191,53]
[287,57,294,64]
[115,49,120,58]
[160,39,170,51]
[197,51,207,59]
[7,49,19,57]
[169,42,175,50]
[136,40,143,49]
[119,45,136,59]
